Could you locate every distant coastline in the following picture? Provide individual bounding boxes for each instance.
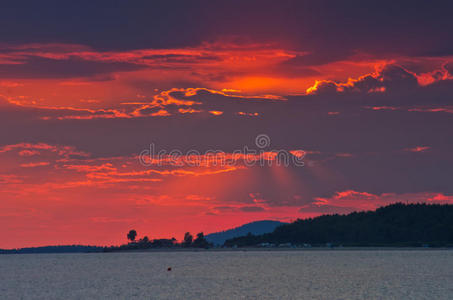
[3,203,453,254]
[2,246,453,255]
[102,246,453,253]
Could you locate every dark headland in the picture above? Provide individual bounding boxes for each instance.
[225,203,453,248]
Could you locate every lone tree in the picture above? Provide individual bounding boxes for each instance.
[127,229,137,242]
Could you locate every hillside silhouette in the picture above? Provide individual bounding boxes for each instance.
[224,203,453,247]
[205,220,286,245]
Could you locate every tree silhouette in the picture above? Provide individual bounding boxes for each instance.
[193,232,210,248]
[183,232,193,247]
[137,236,151,248]
[127,229,137,242]
[224,203,453,247]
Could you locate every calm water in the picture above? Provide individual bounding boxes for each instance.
[1,250,453,299]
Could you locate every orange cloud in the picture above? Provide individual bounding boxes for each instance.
[209,110,223,116]
[0,41,394,111]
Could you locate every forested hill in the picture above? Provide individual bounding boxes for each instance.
[224,203,453,247]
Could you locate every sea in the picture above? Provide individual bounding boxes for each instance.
[1,250,452,299]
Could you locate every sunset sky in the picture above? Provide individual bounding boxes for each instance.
[2,1,453,248]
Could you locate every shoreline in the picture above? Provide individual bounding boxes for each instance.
[3,246,452,255]
[103,246,453,253]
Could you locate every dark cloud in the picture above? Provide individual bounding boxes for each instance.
[141,54,221,63]
[239,206,265,212]
[1,0,452,61]
[0,56,145,79]
[279,52,350,68]
[311,65,419,95]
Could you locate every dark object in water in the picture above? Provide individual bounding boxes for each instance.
[167,267,172,271]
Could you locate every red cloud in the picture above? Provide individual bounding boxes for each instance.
[404,146,430,153]
[20,162,50,168]
[313,190,453,212]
